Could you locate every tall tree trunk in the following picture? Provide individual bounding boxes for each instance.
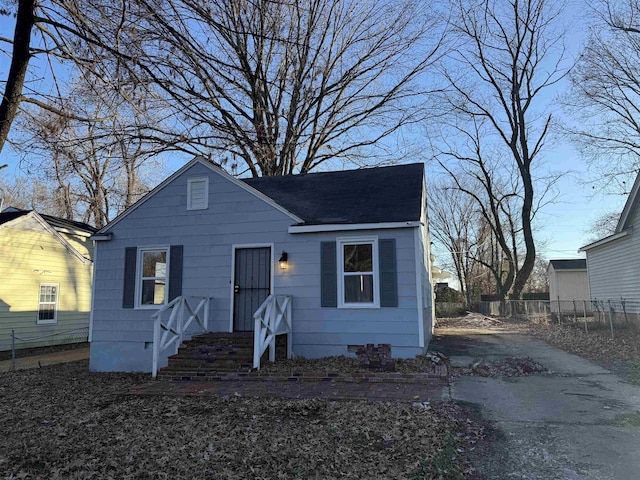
[0,0,34,154]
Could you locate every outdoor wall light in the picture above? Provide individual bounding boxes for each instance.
[279,251,288,270]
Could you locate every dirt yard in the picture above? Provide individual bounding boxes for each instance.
[0,360,482,479]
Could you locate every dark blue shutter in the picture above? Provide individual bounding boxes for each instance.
[122,247,137,308]
[321,241,337,307]
[169,245,183,301]
[379,239,398,307]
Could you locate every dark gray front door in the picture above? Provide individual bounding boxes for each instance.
[233,247,271,331]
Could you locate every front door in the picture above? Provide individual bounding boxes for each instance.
[233,247,271,331]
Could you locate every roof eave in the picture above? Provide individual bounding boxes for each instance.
[579,229,631,252]
[288,221,422,234]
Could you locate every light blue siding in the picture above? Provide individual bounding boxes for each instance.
[90,161,426,372]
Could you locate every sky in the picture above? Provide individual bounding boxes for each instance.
[0,4,631,264]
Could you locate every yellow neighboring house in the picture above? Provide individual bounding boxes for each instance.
[0,207,96,352]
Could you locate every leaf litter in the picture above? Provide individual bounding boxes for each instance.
[0,360,484,479]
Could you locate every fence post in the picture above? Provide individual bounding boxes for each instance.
[573,299,577,324]
[583,300,588,333]
[11,329,16,371]
[621,298,629,326]
[557,296,561,324]
[607,300,614,340]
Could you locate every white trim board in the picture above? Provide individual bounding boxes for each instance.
[579,230,631,252]
[97,156,303,235]
[414,228,425,348]
[336,236,380,309]
[616,171,640,232]
[289,221,422,234]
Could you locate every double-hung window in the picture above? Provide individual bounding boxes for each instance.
[137,248,169,307]
[37,284,59,324]
[338,238,379,308]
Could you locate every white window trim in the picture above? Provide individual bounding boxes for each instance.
[187,176,209,210]
[37,283,59,325]
[135,246,170,309]
[337,236,379,309]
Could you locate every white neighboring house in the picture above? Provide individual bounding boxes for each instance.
[580,172,640,318]
[547,259,590,302]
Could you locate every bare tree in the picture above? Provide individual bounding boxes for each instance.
[585,210,620,242]
[565,0,640,191]
[429,179,483,306]
[112,0,446,176]
[437,0,567,299]
[16,79,162,227]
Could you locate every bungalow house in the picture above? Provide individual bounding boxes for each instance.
[89,157,435,373]
[0,207,96,351]
[580,171,640,326]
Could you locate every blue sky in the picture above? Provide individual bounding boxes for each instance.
[0,5,630,261]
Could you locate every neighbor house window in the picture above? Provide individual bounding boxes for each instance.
[37,284,59,324]
[187,177,209,210]
[338,238,379,308]
[137,248,168,307]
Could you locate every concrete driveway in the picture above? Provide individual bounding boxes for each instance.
[431,328,640,480]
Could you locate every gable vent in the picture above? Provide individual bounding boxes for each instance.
[187,177,209,210]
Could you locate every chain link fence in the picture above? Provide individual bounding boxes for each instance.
[478,299,640,338]
[2,327,89,371]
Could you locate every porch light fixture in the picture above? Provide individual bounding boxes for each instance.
[279,251,288,270]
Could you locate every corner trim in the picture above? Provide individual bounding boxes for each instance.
[415,228,425,348]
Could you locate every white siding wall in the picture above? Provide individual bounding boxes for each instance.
[90,162,424,371]
[587,234,640,312]
[549,269,590,301]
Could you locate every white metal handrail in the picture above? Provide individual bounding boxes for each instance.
[253,294,292,369]
[152,296,211,378]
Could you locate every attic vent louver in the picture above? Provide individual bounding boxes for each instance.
[187,177,209,210]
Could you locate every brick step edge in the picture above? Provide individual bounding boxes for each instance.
[157,369,448,383]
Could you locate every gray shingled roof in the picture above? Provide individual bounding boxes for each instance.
[242,163,424,225]
[0,209,96,233]
[549,259,587,270]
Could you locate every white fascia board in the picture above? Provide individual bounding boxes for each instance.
[579,229,631,252]
[53,226,93,237]
[29,212,90,264]
[90,233,113,241]
[288,221,422,234]
[97,156,303,235]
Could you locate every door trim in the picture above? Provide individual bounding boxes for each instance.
[229,243,274,332]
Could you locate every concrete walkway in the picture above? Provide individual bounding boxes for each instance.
[0,346,89,372]
[431,328,640,480]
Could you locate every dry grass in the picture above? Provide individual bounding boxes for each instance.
[0,360,480,479]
